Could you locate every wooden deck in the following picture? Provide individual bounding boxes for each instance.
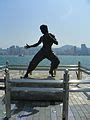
[0,89,90,120]
[0,70,90,120]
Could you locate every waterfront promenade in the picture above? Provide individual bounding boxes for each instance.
[0,70,90,120]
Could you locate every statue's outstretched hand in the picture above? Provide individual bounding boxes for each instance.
[24,44,30,49]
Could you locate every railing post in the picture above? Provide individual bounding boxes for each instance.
[77,61,81,80]
[6,60,9,68]
[5,67,11,118]
[62,69,69,120]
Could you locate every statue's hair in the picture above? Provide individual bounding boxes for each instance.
[40,24,48,33]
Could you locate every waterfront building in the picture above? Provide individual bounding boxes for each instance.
[81,44,88,55]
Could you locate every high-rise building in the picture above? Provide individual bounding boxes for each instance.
[81,44,88,55]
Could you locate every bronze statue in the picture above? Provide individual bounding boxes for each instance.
[24,25,60,78]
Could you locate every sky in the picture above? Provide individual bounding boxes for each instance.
[0,0,90,49]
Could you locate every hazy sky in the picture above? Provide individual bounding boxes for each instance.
[0,0,90,48]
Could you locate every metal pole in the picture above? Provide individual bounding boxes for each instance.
[5,67,11,118]
[77,61,81,80]
[6,60,9,68]
[62,69,69,120]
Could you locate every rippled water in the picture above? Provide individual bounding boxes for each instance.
[0,55,90,68]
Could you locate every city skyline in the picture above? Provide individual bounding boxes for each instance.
[0,43,90,56]
[0,0,90,48]
[0,43,90,49]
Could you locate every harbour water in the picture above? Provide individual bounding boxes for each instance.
[0,55,90,68]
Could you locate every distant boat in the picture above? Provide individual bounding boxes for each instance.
[18,54,24,57]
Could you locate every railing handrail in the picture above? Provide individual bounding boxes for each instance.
[7,64,90,76]
[80,65,90,71]
[0,65,6,70]
[8,64,78,67]
[0,66,6,73]
[1,61,89,80]
[5,64,78,72]
[80,68,90,75]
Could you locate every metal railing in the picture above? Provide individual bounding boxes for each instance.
[6,61,90,79]
[0,65,6,90]
[0,61,90,93]
[4,68,90,120]
[0,61,90,120]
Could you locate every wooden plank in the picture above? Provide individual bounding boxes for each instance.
[76,93,89,119]
[70,92,88,120]
[78,92,90,115]
[45,102,51,120]
[54,103,62,118]
[51,107,57,120]
[84,92,90,100]
[39,102,46,120]
[68,106,75,120]
[0,96,6,119]
[69,93,82,120]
